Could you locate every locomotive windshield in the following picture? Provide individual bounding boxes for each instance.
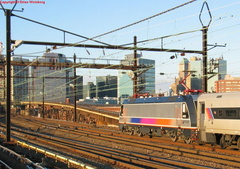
[120,105,123,116]
[182,103,189,119]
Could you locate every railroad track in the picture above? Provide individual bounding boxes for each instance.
[0,160,12,169]
[38,125,240,168]
[1,125,206,169]
[1,115,240,169]
[14,116,240,154]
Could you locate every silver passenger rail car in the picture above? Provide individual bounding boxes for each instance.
[197,92,240,149]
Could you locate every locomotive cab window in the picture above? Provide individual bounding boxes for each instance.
[120,105,123,116]
[194,101,197,110]
[182,103,189,118]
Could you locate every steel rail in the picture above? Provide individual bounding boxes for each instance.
[0,143,44,169]
[18,117,240,168]
[10,127,198,169]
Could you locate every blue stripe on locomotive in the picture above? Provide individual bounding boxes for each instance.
[122,95,197,104]
[131,118,141,123]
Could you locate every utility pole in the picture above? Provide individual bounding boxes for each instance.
[6,9,11,142]
[42,76,45,118]
[133,36,137,96]
[1,0,23,142]
[202,26,208,93]
[199,1,212,92]
[73,53,77,122]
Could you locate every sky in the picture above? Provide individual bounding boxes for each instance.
[1,0,240,93]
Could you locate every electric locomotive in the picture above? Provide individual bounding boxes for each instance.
[119,95,199,144]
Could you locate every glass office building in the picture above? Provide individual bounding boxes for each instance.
[119,54,155,97]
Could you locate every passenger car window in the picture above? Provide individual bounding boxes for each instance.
[218,110,223,117]
[226,110,237,117]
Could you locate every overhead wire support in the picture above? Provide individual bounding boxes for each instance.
[199,1,212,93]
[11,40,204,54]
[207,43,226,51]
[12,13,111,46]
[120,28,203,47]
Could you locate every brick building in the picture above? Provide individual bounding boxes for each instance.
[215,75,240,93]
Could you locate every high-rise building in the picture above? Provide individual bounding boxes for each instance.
[12,57,29,103]
[172,57,227,94]
[118,70,133,99]
[0,56,29,103]
[178,58,189,79]
[0,52,82,104]
[96,75,117,98]
[215,75,240,93]
[30,53,74,103]
[83,82,96,99]
[208,57,227,92]
[176,58,190,93]
[188,57,202,91]
[120,53,155,96]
